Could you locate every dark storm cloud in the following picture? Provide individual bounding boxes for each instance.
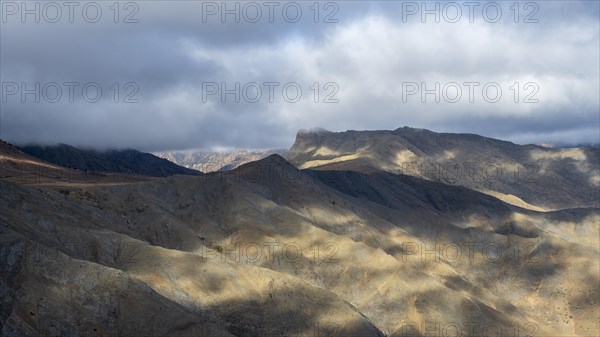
[1,0,598,151]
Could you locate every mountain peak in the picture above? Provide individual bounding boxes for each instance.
[237,153,295,170]
[287,127,600,210]
[393,126,431,133]
[297,127,332,136]
[231,154,299,184]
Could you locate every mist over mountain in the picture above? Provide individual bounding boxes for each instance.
[288,127,600,210]
[18,144,202,177]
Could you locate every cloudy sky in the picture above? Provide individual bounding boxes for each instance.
[1,0,598,151]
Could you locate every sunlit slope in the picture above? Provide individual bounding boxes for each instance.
[287,127,600,210]
[2,155,597,336]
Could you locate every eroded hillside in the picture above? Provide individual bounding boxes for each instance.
[2,145,598,336]
[287,127,600,211]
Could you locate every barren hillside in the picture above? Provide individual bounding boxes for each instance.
[287,127,600,210]
[1,143,598,336]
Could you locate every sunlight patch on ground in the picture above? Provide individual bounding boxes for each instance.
[482,189,547,212]
[393,150,418,165]
[0,155,65,170]
[530,148,587,161]
[590,175,600,186]
[315,146,342,157]
[513,212,600,249]
[299,153,366,169]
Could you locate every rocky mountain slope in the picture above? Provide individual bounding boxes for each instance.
[19,144,201,178]
[1,141,598,336]
[154,149,288,173]
[0,140,150,185]
[287,127,600,210]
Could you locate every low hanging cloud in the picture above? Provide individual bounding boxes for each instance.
[1,1,598,151]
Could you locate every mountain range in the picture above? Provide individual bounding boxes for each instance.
[18,143,201,177]
[288,127,599,210]
[153,149,288,173]
[1,127,598,337]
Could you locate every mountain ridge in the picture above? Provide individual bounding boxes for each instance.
[287,126,600,210]
[1,129,599,336]
[154,148,289,173]
[18,143,202,177]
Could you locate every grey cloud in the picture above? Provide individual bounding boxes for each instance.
[1,0,598,151]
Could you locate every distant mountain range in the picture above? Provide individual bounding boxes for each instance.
[18,143,201,177]
[153,149,288,173]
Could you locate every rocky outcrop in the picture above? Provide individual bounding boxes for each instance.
[288,127,600,210]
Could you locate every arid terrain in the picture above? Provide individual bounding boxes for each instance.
[1,128,598,337]
[153,149,288,173]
